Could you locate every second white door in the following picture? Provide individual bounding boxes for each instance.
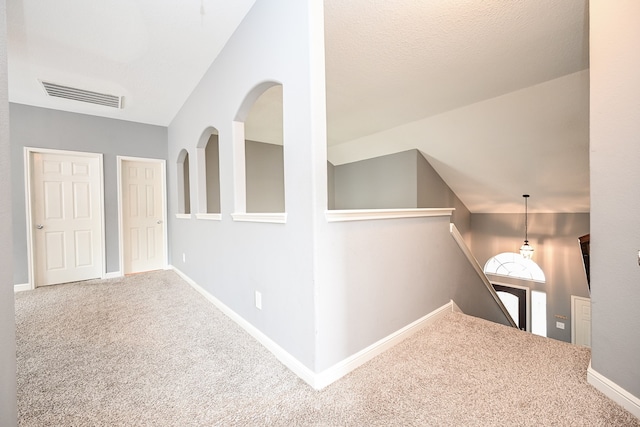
[121,159,166,274]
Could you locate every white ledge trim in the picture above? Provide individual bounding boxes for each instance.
[175,213,192,220]
[231,212,287,224]
[326,208,454,222]
[195,213,222,221]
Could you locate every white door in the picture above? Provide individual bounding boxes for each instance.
[572,296,591,347]
[121,159,165,274]
[31,151,103,286]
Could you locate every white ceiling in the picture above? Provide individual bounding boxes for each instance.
[7,0,257,125]
[6,0,590,214]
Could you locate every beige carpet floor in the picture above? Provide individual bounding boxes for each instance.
[15,270,640,426]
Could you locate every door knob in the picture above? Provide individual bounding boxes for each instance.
[157,220,163,224]
[36,224,44,229]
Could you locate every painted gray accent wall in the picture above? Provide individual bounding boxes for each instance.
[416,150,471,237]
[327,161,335,210]
[10,103,167,282]
[0,0,17,423]
[331,149,472,234]
[470,213,590,343]
[590,1,640,398]
[245,140,284,213]
[333,150,417,209]
[205,134,221,213]
[167,0,323,369]
[315,215,511,370]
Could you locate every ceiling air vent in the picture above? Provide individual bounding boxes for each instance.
[41,81,123,109]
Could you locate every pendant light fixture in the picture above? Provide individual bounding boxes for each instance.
[520,194,534,259]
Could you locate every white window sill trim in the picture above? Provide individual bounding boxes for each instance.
[195,213,222,221]
[326,208,454,222]
[175,213,192,220]
[231,212,287,224]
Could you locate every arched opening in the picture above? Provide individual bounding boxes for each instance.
[177,149,191,215]
[196,127,220,215]
[233,82,284,214]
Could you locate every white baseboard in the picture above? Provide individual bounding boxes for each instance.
[170,265,455,390]
[103,271,122,279]
[169,266,318,387]
[314,300,455,389]
[588,361,640,419]
[14,283,32,292]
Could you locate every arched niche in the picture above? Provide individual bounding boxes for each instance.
[176,149,191,215]
[196,127,220,214]
[233,81,284,214]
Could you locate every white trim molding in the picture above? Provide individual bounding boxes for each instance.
[231,212,287,224]
[14,283,32,292]
[195,213,222,221]
[588,362,640,419]
[103,271,122,280]
[326,208,454,223]
[171,266,315,386]
[314,301,455,390]
[175,213,192,220]
[170,265,455,390]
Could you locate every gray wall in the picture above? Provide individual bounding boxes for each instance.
[331,149,472,234]
[245,140,284,213]
[167,0,323,370]
[327,161,335,210]
[416,150,471,237]
[0,0,17,423]
[590,1,640,399]
[333,150,417,209]
[315,214,511,370]
[470,213,590,343]
[10,104,167,282]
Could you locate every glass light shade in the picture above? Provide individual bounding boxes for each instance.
[520,241,534,259]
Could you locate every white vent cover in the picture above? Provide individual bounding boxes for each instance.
[41,81,123,109]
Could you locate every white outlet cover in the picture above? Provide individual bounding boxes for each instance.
[556,321,565,330]
[255,291,262,310]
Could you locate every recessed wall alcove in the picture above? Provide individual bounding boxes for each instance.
[233,82,284,215]
[196,127,221,217]
[176,148,191,215]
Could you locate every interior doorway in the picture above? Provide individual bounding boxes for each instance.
[493,283,527,331]
[118,157,167,274]
[25,148,105,287]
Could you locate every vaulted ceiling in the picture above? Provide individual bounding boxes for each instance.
[6,0,590,214]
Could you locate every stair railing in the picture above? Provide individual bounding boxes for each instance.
[449,223,518,328]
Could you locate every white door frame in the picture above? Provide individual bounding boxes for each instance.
[117,156,168,274]
[24,147,106,289]
[491,281,531,332]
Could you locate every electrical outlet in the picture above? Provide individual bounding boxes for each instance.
[255,291,262,310]
[556,321,565,330]
[182,253,186,263]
